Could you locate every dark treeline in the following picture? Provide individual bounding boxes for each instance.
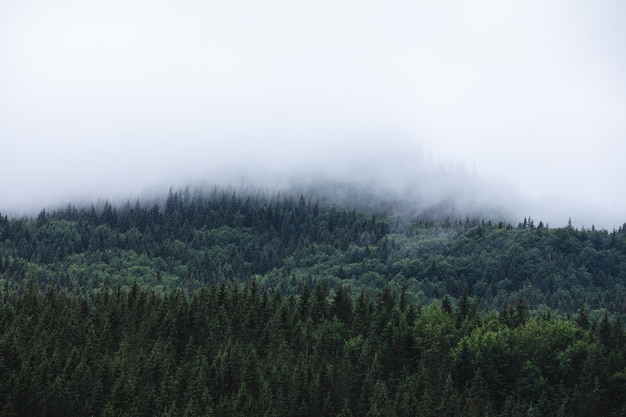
[1,187,625,315]
[1,281,624,416]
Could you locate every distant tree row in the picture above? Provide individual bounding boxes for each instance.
[1,187,626,317]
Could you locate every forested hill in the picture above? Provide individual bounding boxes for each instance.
[1,187,625,316]
[1,187,626,416]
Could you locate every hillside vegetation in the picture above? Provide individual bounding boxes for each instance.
[0,187,625,416]
[2,188,625,314]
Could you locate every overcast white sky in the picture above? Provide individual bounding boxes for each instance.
[1,0,625,228]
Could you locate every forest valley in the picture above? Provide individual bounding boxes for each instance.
[0,187,625,416]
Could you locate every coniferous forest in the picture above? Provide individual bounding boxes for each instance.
[1,187,625,416]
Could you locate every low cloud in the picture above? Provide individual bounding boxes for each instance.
[1,0,624,229]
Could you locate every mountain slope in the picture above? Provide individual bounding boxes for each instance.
[1,186,624,316]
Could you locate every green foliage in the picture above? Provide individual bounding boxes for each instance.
[1,188,625,318]
[0,281,622,416]
[1,187,626,415]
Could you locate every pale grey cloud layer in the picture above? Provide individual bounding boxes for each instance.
[1,0,625,228]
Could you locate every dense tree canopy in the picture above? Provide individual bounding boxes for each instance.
[0,281,624,416]
[1,187,625,316]
[0,187,625,416]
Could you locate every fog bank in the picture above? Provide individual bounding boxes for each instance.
[1,0,625,229]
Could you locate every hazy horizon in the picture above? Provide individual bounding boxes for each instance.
[1,0,625,229]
